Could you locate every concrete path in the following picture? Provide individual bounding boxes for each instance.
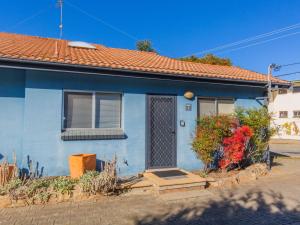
[0,158,300,225]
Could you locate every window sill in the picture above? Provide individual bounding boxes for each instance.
[61,128,126,141]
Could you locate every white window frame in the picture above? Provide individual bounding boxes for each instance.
[197,97,235,117]
[62,90,123,130]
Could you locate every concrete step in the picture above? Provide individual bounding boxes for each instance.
[143,168,208,195]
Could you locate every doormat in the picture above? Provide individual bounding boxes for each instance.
[152,170,187,178]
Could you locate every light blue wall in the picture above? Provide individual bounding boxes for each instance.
[0,68,264,176]
[0,69,25,162]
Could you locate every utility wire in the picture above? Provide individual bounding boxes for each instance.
[274,72,300,77]
[65,0,139,41]
[214,31,300,55]
[4,5,52,32]
[183,22,300,57]
[279,62,300,67]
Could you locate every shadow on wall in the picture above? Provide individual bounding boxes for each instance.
[135,190,300,225]
[0,153,3,160]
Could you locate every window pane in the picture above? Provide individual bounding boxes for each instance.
[294,111,300,118]
[293,87,300,93]
[198,98,216,117]
[279,111,288,118]
[218,99,235,115]
[64,92,93,128]
[95,93,121,128]
[279,89,288,94]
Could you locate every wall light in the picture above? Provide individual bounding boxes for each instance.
[184,91,194,100]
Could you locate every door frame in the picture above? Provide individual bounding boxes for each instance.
[145,94,177,170]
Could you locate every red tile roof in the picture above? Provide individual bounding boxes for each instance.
[0,32,288,84]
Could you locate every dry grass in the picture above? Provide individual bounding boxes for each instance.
[0,153,18,186]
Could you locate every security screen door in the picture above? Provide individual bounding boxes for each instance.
[146,95,177,169]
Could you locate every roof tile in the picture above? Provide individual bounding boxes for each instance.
[0,32,288,84]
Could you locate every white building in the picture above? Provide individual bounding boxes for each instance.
[269,81,300,140]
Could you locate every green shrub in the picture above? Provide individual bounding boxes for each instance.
[26,178,51,197]
[79,171,100,194]
[0,178,22,195]
[192,115,234,171]
[52,177,76,195]
[1,178,52,203]
[79,157,117,195]
[79,170,117,195]
[235,107,274,163]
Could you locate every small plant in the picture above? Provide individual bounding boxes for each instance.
[79,157,117,195]
[52,177,76,195]
[79,171,100,194]
[0,178,22,196]
[26,178,51,203]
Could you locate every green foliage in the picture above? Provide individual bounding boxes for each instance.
[192,115,234,171]
[79,170,117,195]
[0,178,22,195]
[179,54,232,66]
[79,171,100,195]
[52,177,76,195]
[282,122,292,135]
[1,178,52,203]
[235,107,274,163]
[136,40,156,52]
[26,178,51,203]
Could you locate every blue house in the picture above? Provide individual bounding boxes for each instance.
[0,32,287,176]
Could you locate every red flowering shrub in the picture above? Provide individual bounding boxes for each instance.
[219,125,253,169]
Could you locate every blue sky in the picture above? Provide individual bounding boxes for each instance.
[1,0,300,81]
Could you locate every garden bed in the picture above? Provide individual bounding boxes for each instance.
[195,163,269,189]
[0,184,110,208]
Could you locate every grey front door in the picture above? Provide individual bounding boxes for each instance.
[146,95,177,169]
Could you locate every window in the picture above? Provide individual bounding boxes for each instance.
[293,111,300,118]
[278,89,288,94]
[293,87,300,93]
[217,99,235,115]
[198,98,234,117]
[279,111,288,118]
[63,91,122,129]
[198,98,216,116]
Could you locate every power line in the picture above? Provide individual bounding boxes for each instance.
[4,6,51,32]
[214,31,300,55]
[183,22,300,57]
[274,71,300,77]
[279,62,300,67]
[65,0,139,41]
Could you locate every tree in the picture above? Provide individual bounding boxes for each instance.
[179,54,232,66]
[136,40,156,52]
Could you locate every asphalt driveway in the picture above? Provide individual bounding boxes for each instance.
[270,139,300,157]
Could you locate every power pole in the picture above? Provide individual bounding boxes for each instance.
[267,63,281,102]
[57,0,63,39]
[267,64,273,101]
